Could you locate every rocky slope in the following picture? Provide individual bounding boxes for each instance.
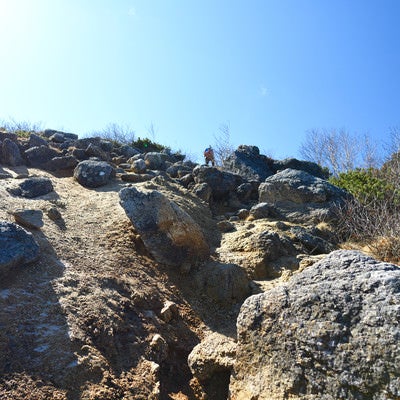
[0,130,399,399]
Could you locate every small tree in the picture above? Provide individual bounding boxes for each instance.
[300,128,379,176]
[94,123,136,145]
[213,122,235,166]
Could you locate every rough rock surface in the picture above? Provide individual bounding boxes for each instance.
[222,145,274,182]
[73,160,115,188]
[194,261,251,305]
[119,185,210,266]
[7,176,54,198]
[258,168,348,223]
[12,209,44,229]
[188,332,237,381]
[0,221,40,274]
[272,157,329,179]
[2,138,24,166]
[230,250,400,400]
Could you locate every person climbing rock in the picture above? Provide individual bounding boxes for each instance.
[204,145,215,166]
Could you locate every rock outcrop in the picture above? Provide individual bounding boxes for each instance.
[229,250,400,400]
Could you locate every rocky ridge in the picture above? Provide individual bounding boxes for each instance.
[0,129,399,399]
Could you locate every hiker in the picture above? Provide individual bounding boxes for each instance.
[204,146,215,166]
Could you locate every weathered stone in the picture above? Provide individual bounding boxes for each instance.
[192,183,212,203]
[85,143,109,161]
[8,177,54,198]
[194,261,250,305]
[223,145,274,182]
[272,157,329,179]
[28,133,48,148]
[160,301,178,323]
[230,250,400,400]
[73,160,115,188]
[120,173,154,183]
[46,155,78,171]
[131,158,147,174]
[49,133,65,143]
[249,202,283,220]
[119,144,140,159]
[218,224,298,279]
[145,152,168,170]
[0,221,40,274]
[119,186,210,266]
[258,168,348,223]
[217,220,235,232]
[25,146,60,167]
[192,165,243,202]
[188,332,237,381]
[2,138,24,166]
[290,225,336,254]
[12,209,44,229]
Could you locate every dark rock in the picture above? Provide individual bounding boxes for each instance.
[49,133,65,143]
[223,145,274,182]
[12,209,44,229]
[217,220,235,232]
[120,173,155,183]
[289,225,336,254]
[272,157,329,179]
[2,138,24,166]
[249,202,283,220]
[73,160,115,188]
[85,143,109,161]
[0,221,40,274]
[28,133,48,148]
[8,177,54,198]
[192,183,212,203]
[119,144,140,159]
[46,155,78,171]
[192,165,243,202]
[70,148,87,160]
[24,146,60,167]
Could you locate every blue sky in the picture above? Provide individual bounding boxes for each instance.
[0,1,399,162]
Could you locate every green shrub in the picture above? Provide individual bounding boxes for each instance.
[329,168,397,203]
[131,137,168,153]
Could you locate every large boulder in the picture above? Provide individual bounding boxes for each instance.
[258,168,348,223]
[230,250,400,400]
[0,221,40,274]
[119,186,210,266]
[192,165,243,202]
[222,145,274,182]
[73,160,115,188]
[1,138,24,166]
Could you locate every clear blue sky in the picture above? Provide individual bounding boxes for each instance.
[0,1,399,162]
